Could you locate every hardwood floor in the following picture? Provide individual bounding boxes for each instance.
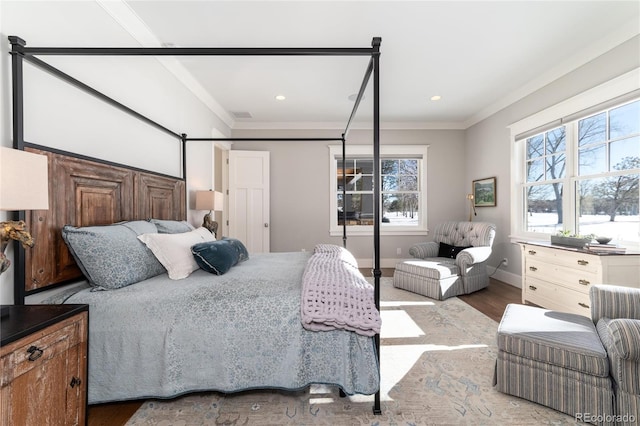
[88,401,142,426]
[88,271,521,426]
[459,277,521,322]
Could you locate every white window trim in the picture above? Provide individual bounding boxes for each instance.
[509,68,640,244]
[328,144,430,236]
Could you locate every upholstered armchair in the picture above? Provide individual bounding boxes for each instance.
[495,284,640,425]
[394,221,496,300]
[591,285,640,424]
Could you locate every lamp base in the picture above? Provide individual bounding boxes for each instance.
[0,220,36,275]
[0,251,10,274]
[202,212,219,237]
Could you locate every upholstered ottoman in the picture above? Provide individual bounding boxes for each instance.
[495,303,615,425]
[393,259,463,300]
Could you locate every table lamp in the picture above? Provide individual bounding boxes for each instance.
[0,147,49,274]
[195,190,223,237]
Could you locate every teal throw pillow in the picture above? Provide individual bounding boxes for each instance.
[191,240,239,275]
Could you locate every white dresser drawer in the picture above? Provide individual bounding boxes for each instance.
[526,258,597,293]
[524,245,601,274]
[524,277,592,317]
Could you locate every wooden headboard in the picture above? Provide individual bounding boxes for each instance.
[24,145,186,294]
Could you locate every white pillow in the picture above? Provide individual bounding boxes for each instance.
[138,227,216,279]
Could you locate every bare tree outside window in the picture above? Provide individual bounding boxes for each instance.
[524,100,639,241]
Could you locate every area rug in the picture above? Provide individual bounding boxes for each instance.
[126,278,577,425]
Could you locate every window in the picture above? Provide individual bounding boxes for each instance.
[329,145,429,236]
[512,71,639,247]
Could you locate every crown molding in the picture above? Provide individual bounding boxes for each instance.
[96,0,235,130]
[463,17,640,129]
[231,120,466,131]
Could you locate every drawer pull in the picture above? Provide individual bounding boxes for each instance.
[578,302,590,309]
[579,279,590,286]
[528,250,536,255]
[26,345,43,362]
[528,285,537,291]
[577,260,589,266]
[529,266,537,272]
[69,376,82,388]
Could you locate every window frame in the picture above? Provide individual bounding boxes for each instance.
[509,68,640,247]
[328,144,429,236]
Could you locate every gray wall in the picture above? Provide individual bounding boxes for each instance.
[465,35,640,285]
[231,128,466,265]
[0,2,229,303]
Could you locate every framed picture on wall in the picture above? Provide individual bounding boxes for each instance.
[472,177,496,207]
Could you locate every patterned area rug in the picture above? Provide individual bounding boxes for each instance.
[126,278,577,425]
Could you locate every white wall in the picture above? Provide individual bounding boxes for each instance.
[0,2,229,304]
[465,35,640,287]
[231,128,466,265]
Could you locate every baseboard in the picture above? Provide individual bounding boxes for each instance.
[488,268,521,288]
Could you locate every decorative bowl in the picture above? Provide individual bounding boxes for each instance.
[596,237,612,244]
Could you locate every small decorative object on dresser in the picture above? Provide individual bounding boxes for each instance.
[550,231,593,248]
[0,304,88,425]
[519,241,640,316]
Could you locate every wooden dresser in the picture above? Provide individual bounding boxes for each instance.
[0,304,89,426]
[519,242,640,317]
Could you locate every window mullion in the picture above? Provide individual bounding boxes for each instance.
[565,122,577,234]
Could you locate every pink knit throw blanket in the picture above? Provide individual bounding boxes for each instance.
[300,244,381,336]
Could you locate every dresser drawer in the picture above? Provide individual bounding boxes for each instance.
[524,277,592,317]
[0,319,81,386]
[525,258,597,293]
[524,245,601,274]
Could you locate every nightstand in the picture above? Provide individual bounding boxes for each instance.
[1,304,89,426]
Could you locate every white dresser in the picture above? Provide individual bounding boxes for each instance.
[519,242,640,317]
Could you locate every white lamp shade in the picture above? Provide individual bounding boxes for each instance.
[0,147,49,211]
[195,190,223,211]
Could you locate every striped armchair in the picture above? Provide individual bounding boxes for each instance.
[406,221,496,296]
[495,285,640,425]
[591,285,640,425]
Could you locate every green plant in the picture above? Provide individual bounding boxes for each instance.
[555,230,595,240]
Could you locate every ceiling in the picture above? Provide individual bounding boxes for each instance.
[7,1,640,130]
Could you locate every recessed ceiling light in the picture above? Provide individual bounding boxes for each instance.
[430,95,442,101]
[275,95,286,101]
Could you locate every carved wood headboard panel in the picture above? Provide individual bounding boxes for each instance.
[24,146,186,293]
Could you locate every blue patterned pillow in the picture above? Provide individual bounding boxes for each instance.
[222,237,249,263]
[149,219,195,234]
[62,221,166,290]
[191,240,239,275]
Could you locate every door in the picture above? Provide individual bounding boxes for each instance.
[228,151,270,253]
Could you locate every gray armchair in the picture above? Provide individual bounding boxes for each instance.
[591,285,640,424]
[495,284,640,425]
[394,221,496,300]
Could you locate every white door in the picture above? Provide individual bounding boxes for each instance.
[228,151,270,253]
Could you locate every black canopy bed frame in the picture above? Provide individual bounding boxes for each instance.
[8,35,383,414]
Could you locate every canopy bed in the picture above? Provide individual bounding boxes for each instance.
[8,35,383,413]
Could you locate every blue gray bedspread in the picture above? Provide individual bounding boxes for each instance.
[58,251,379,404]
